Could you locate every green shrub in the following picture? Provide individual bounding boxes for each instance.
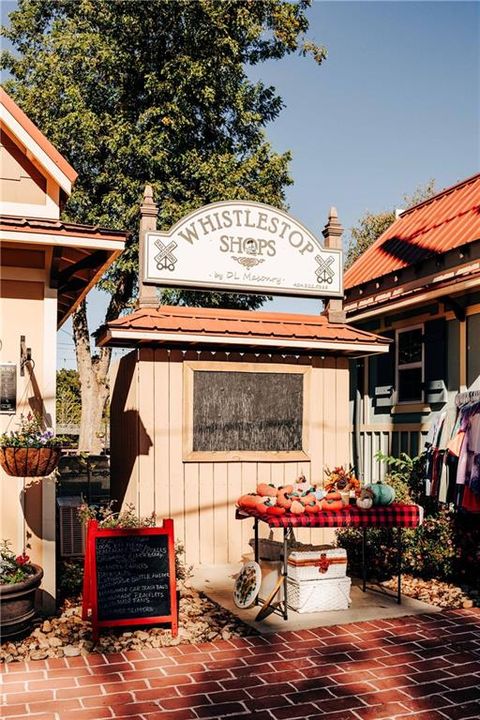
[337,452,455,582]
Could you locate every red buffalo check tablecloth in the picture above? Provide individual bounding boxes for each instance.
[237,503,423,529]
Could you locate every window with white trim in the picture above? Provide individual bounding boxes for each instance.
[396,325,424,403]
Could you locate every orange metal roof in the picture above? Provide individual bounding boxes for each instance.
[344,173,480,290]
[0,87,78,185]
[98,304,390,354]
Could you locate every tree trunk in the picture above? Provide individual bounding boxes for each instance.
[72,272,134,454]
[72,300,111,454]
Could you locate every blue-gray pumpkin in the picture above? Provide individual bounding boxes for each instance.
[364,481,395,506]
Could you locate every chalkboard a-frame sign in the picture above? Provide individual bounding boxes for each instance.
[82,519,178,642]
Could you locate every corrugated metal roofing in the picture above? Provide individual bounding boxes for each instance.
[100,304,389,350]
[0,215,128,242]
[344,173,480,290]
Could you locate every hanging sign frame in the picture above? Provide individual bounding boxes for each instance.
[143,200,343,299]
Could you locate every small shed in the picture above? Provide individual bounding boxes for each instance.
[98,305,389,565]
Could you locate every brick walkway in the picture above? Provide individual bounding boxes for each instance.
[1,609,480,720]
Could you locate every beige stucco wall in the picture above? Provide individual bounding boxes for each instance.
[0,122,61,219]
[110,348,351,566]
[0,248,57,610]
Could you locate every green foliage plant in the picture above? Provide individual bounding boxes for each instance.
[0,540,35,585]
[337,450,455,582]
[0,413,66,449]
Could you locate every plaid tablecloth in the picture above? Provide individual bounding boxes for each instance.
[237,503,423,529]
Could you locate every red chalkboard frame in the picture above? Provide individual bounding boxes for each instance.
[82,518,178,643]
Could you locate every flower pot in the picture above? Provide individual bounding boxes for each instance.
[0,446,61,477]
[0,564,43,639]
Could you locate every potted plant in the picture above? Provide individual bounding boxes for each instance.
[0,413,64,477]
[0,540,43,639]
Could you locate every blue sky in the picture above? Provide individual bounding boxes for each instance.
[2,1,477,368]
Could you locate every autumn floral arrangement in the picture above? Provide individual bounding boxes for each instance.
[324,465,361,495]
[0,540,35,585]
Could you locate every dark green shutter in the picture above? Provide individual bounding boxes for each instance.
[424,318,447,404]
[374,329,395,407]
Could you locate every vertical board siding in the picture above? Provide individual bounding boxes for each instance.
[111,351,351,565]
[138,348,155,518]
[153,350,170,522]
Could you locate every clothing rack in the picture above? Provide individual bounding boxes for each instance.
[455,390,480,408]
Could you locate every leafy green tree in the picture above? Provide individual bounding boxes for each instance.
[2,0,325,452]
[345,180,437,269]
[56,369,81,434]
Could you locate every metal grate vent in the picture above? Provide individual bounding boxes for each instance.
[58,497,85,557]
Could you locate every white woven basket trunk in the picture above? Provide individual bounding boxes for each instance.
[287,576,352,613]
[288,548,347,581]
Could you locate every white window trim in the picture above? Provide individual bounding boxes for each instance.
[395,324,424,405]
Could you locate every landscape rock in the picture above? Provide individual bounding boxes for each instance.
[0,584,253,664]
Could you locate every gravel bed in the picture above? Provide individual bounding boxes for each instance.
[382,573,480,609]
[0,583,255,664]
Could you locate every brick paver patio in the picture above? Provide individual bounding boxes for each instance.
[1,609,479,720]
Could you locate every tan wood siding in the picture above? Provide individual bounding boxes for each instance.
[110,351,351,565]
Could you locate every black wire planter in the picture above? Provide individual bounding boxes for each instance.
[0,564,44,640]
[0,446,61,477]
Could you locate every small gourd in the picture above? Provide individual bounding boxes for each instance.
[364,481,395,506]
[356,488,374,510]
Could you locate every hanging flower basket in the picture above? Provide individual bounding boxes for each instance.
[0,446,61,477]
[0,413,65,477]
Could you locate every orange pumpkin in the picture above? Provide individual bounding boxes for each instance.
[290,499,305,514]
[237,494,263,510]
[279,484,294,494]
[321,491,344,512]
[257,483,278,497]
[277,490,292,510]
[299,492,316,506]
[304,500,320,514]
[266,505,286,516]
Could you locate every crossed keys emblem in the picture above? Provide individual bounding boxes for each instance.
[155,239,178,272]
[315,254,335,285]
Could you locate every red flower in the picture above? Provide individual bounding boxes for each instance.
[15,553,30,566]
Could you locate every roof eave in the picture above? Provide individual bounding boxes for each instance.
[96,327,390,356]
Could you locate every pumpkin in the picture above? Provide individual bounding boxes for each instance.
[356,488,374,510]
[277,490,292,509]
[257,483,278,498]
[256,496,277,513]
[266,505,286,516]
[237,494,263,510]
[304,500,320,514]
[321,491,344,512]
[290,499,305,514]
[279,484,294,494]
[299,492,316,506]
[364,481,396,506]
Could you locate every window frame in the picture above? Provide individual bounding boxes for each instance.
[183,360,311,462]
[395,324,424,405]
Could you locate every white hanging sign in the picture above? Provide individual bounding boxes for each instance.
[144,201,343,298]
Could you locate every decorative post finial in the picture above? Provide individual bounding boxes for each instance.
[138,184,160,308]
[322,206,346,324]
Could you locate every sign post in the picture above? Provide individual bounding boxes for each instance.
[82,519,178,642]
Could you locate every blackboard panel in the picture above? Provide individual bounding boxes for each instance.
[96,534,171,621]
[193,371,303,452]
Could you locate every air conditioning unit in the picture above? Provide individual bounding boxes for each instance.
[57,497,86,557]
